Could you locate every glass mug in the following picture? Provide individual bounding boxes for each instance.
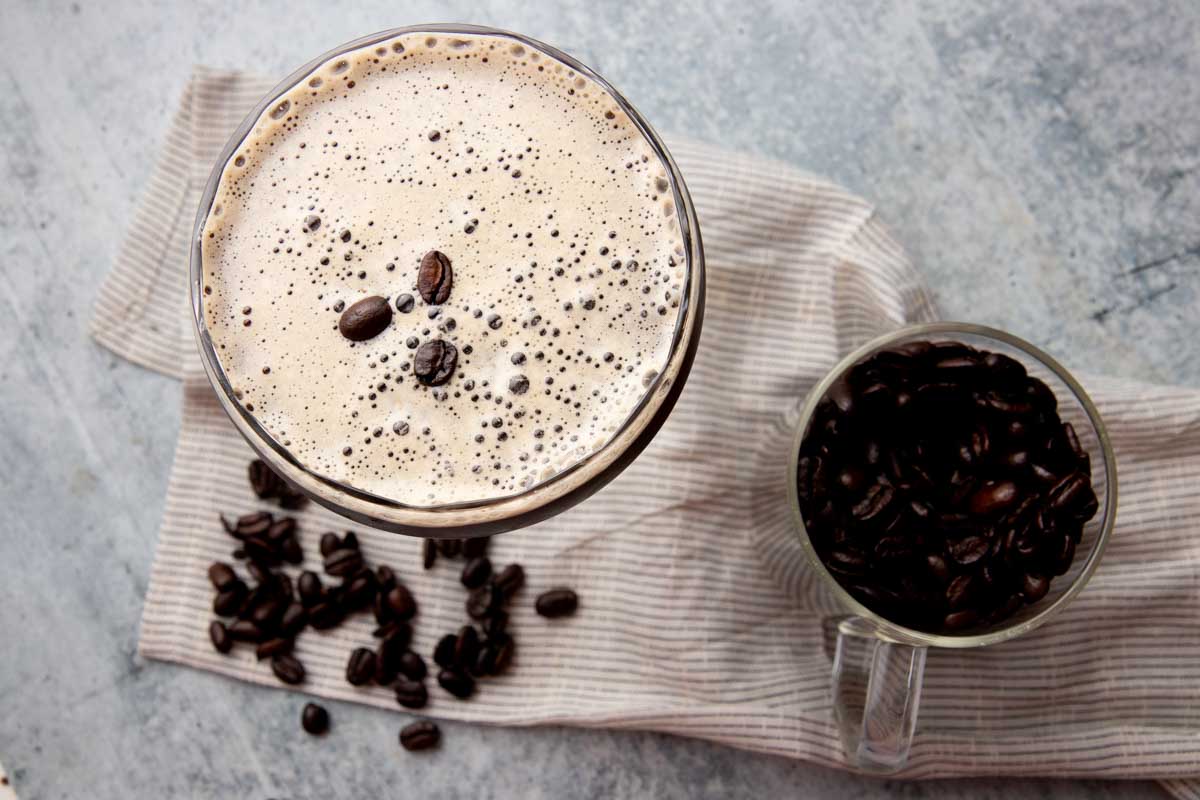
[189,25,705,538]
[786,323,1118,772]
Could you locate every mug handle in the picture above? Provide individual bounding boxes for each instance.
[831,616,927,773]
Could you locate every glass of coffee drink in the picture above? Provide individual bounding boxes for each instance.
[788,322,1116,772]
[190,25,704,536]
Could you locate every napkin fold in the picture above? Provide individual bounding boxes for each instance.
[93,68,1200,793]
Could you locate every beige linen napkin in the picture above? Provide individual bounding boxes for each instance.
[92,68,1200,793]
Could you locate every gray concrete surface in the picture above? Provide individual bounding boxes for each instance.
[1,0,1195,797]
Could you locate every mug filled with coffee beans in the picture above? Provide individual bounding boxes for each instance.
[788,322,1117,772]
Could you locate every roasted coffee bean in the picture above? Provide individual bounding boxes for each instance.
[209,620,233,653]
[850,484,895,524]
[491,634,515,675]
[279,536,303,565]
[948,535,989,566]
[945,574,975,610]
[308,601,343,630]
[266,517,296,543]
[383,585,417,621]
[397,651,427,681]
[339,295,393,341]
[324,548,364,577]
[249,459,288,499]
[471,644,497,677]
[214,583,248,617]
[422,539,437,569]
[319,532,341,556]
[279,602,307,636]
[454,626,480,669]
[208,562,238,591]
[374,655,399,686]
[251,598,286,628]
[413,340,458,386]
[379,624,412,667]
[376,565,397,589]
[461,557,492,589]
[437,668,475,699]
[395,678,428,709]
[482,609,509,638]
[1022,572,1050,602]
[301,703,329,735]
[535,588,579,618]
[342,531,360,551]
[373,619,410,641]
[466,584,501,620]
[967,480,1019,516]
[942,609,978,630]
[417,250,454,304]
[244,560,268,586]
[493,563,525,600]
[227,619,264,643]
[256,637,293,661]
[463,536,491,558]
[342,570,378,609]
[399,720,440,751]
[235,512,273,538]
[346,647,377,686]
[297,571,323,606]
[433,633,457,669]
[437,538,463,558]
[243,536,278,565]
[272,654,306,685]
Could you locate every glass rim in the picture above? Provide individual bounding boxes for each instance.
[786,322,1118,649]
[189,24,706,535]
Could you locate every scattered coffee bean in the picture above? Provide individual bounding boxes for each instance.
[214,583,248,616]
[384,585,417,621]
[301,702,329,735]
[413,340,458,386]
[397,651,427,681]
[308,601,344,630]
[272,654,306,685]
[378,623,413,667]
[417,250,453,304]
[491,634,515,675]
[535,588,579,618]
[462,536,490,558]
[279,602,307,636]
[461,557,492,589]
[346,647,377,686]
[208,562,238,591]
[482,609,508,638]
[228,619,265,643]
[466,583,501,620]
[256,637,293,661]
[395,678,429,709]
[454,625,480,669]
[209,620,232,653]
[437,668,475,699]
[319,532,341,556]
[342,570,378,609]
[433,633,457,669]
[422,539,437,569]
[338,295,393,342]
[324,548,364,577]
[297,571,323,606]
[399,720,440,751]
[493,564,525,601]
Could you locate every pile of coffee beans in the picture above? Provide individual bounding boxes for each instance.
[796,341,1099,633]
[205,459,580,752]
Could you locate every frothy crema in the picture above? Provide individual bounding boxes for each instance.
[201,31,686,507]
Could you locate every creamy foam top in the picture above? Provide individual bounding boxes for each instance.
[201,32,686,507]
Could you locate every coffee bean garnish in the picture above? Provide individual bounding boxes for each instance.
[413,339,458,386]
[395,293,415,313]
[535,588,579,618]
[400,720,440,751]
[301,703,329,735]
[338,295,393,341]
[797,340,1099,633]
[271,654,306,685]
[417,250,453,304]
[346,647,377,686]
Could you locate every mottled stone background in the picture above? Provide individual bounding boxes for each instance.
[1,0,1194,797]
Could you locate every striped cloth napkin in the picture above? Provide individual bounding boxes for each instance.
[92,68,1200,795]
